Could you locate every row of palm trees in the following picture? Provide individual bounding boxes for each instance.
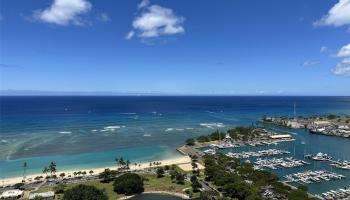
[115,157,131,169]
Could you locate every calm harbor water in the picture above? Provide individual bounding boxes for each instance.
[218,125,350,195]
[0,96,350,194]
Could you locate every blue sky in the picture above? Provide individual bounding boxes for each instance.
[0,0,350,95]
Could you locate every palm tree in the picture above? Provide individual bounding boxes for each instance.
[126,159,130,169]
[43,167,49,176]
[23,162,27,181]
[49,162,57,176]
[89,170,94,175]
[115,157,120,168]
[119,157,125,168]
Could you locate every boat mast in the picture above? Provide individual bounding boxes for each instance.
[293,102,296,120]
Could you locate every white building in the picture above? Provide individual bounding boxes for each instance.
[269,134,292,139]
[223,133,233,143]
[0,189,23,199]
[286,120,303,128]
[29,191,55,200]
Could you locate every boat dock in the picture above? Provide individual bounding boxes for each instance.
[254,157,310,170]
[284,170,346,185]
[226,149,290,159]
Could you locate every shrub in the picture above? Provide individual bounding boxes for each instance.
[63,184,108,200]
[113,173,144,195]
[186,138,195,146]
[156,167,165,178]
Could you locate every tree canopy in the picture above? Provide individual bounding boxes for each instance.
[113,173,144,195]
[63,184,108,200]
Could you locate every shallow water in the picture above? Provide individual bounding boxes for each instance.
[0,96,350,194]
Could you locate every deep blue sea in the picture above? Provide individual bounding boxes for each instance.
[1,96,350,194]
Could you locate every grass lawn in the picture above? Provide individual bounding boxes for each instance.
[142,174,190,193]
[34,172,201,199]
[142,174,200,198]
[36,180,123,200]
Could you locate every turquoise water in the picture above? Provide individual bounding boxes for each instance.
[0,96,350,195]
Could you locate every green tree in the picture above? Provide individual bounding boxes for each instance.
[126,159,130,169]
[297,185,308,192]
[288,189,309,200]
[59,173,66,178]
[156,167,165,178]
[63,184,108,200]
[48,162,57,176]
[170,170,177,180]
[98,168,117,183]
[176,173,185,184]
[186,138,195,146]
[197,135,210,143]
[23,161,27,181]
[113,173,144,195]
[54,184,65,194]
[190,175,201,192]
[42,167,49,177]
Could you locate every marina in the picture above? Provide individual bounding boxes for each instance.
[254,157,310,170]
[305,152,333,161]
[198,126,350,196]
[330,160,350,170]
[304,153,350,170]
[283,170,346,185]
[225,149,290,159]
[320,187,350,200]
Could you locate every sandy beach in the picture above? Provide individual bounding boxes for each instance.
[0,156,202,187]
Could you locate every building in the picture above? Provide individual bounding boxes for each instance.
[29,191,55,200]
[312,120,331,126]
[269,134,292,139]
[0,189,23,199]
[286,120,303,128]
[223,133,233,143]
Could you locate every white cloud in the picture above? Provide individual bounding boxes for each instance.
[303,60,320,66]
[332,43,350,76]
[138,0,150,9]
[332,58,350,76]
[127,1,185,40]
[33,0,92,26]
[125,31,135,39]
[98,13,110,22]
[320,46,328,53]
[314,0,350,28]
[337,43,350,57]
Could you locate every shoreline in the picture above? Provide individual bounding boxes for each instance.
[0,156,193,187]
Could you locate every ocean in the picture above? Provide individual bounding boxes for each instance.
[1,96,350,194]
